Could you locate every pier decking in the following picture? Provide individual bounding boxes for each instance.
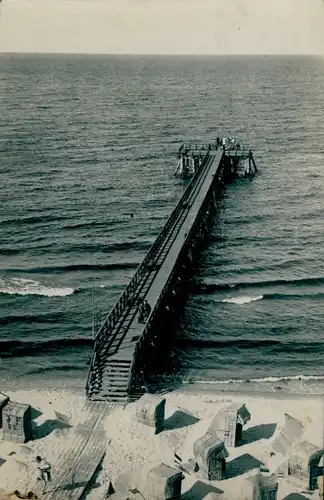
[86,142,257,403]
[17,402,115,500]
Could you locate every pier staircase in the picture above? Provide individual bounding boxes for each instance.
[91,356,132,402]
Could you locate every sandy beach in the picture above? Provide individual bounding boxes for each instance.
[0,388,90,494]
[0,385,323,499]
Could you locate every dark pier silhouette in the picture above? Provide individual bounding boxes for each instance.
[86,139,258,402]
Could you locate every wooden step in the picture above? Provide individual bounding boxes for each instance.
[128,394,143,402]
[100,380,128,387]
[101,376,129,383]
[102,398,127,404]
[100,394,128,401]
[98,358,131,365]
[101,375,128,383]
[103,363,131,370]
[100,387,128,395]
[104,362,131,368]
[102,374,129,382]
[108,358,132,364]
[102,365,130,373]
[101,384,128,391]
[100,384,128,393]
[101,373,128,382]
[101,368,130,376]
[89,395,106,401]
[100,394,128,402]
[102,365,130,372]
[100,380,127,387]
[101,357,132,368]
[101,371,129,377]
[90,395,126,404]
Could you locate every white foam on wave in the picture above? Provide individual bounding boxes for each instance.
[183,374,324,385]
[220,295,263,305]
[0,277,74,297]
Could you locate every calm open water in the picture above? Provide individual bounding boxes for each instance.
[1,54,324,392]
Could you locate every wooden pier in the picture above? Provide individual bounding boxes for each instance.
[17,402,116,500]
[86,141,257,403]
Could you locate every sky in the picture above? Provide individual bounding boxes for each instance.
[1,0,324,55]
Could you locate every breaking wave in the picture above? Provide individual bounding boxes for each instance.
[0,277,74,297]
[214,292,324,304]
[220,295,263,304]
[183,374,324,384]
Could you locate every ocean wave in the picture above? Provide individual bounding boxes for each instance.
[0,214,73,227]
[8,336,319,359]
[4,262,139,274]
[52,240,153,255]
[0,277,74,297]
[0,239,154,257]
[94,185,114,192]
[223,213,273,225]
[0,311,66,326]
[199,275,324,293]
[175,338,324,355]
[0,337,92,358]
[265,292,324,300]
[59,220,120,231]
[221,295,263,304]
[176,338,280,349]
[183,374,324,385]
[25,365,87,376]
[214,292,324,304]
[59,213,166,231]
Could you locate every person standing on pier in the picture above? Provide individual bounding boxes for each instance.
[144,300,151,318]
[138,299,151,323]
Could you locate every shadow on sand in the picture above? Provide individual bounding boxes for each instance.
[239,423,277,446]
[283,494,310,500]
[30,407,43,420]
[56,480,88,492]
[226,453,263,479]
[164,410,200,431]
[181,480,223,500]
[32,419,72,440]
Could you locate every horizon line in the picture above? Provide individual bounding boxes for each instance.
[1,51,324,57]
